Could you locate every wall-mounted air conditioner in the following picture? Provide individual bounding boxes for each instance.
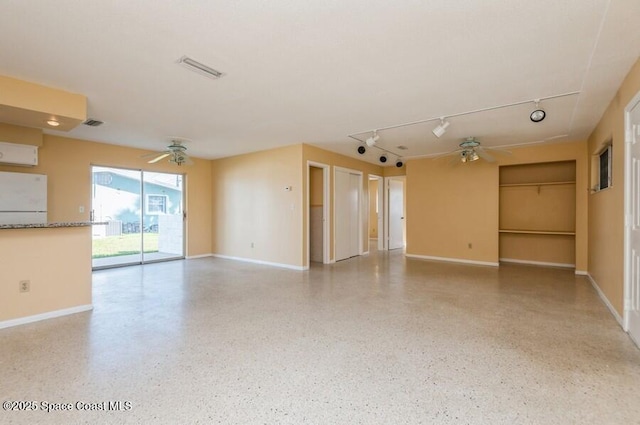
[0,142,38,166]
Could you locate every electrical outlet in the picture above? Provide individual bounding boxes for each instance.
[19,280,30,293]
[79,205,85,213]
[251,242,254,248]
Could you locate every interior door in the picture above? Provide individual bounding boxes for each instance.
[627,99,640,346]
[335,169,360,261]
[388,179,405,250]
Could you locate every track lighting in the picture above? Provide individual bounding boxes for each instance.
[530,100,546,122]
[395,160,404,168]
[357,146,366,154]
[379,154,387,163]
[432,118,450,138]
[365,130,380,147]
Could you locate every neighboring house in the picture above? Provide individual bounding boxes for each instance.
[92,168,183,234]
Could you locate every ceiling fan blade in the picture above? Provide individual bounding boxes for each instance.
[141,150,169,158]
[147,152,171,164]
[475,147,495,162]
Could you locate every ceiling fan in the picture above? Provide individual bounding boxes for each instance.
[436,137,508,164]
[142,138,193,166]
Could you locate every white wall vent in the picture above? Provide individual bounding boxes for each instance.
[0,142,38,166]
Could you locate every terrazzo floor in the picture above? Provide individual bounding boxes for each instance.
[1,248,639,424]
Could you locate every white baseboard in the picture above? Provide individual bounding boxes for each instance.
[362,251,370,255]
[499,258,575,269]
[575,270,588,276]
[0,304,93,330]
[211,254,306,271]
[586,273,624,328]
[405,254,499,267]
[186,253,214,259]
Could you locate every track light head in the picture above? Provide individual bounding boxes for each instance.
[379,154,388,163]
[432,118,450,138]
[396,160,404,168]
[357,146,366,155]
[530,100,546,122]
[365,130,380,147]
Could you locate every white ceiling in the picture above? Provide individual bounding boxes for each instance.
[1,0,639,165]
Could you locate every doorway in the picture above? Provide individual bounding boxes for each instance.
[308,162,329,265]
[91,166,185,269]
[368,175,384,252]
[386,177,406,250]
[624,92,640,347]
[335,167,362,261]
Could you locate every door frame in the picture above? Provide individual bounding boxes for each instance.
[306,161,330,266]
[369,174,384,251]
[91,164,186,270]
[333,166,364,260]
[624,90,640,336]
[384,176,406,251]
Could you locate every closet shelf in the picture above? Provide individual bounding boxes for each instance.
[499,229,576,236]
[499,181,575,187]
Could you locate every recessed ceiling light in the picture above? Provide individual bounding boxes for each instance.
[47,119,60,127]
[530,100,546,123]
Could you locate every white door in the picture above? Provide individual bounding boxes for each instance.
[335,169,360,261]
[388,179,405,250]
[627,98,640,346]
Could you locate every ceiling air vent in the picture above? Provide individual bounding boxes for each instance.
[178,56,224,80]
[83,119,104,127]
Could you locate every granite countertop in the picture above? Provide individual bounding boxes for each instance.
[0,221,107,229]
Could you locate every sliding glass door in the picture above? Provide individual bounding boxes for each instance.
[91,166,184,269]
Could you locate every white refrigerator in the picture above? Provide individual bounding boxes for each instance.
[0,171,47,225]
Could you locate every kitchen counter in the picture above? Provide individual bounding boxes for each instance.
[0,224,95,327]
[0,221,106,229]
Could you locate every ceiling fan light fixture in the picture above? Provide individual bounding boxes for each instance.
[432,118,450,138]
[460,150,479,163]
[530,100,546,123]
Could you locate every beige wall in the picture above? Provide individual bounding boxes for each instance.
[211,144,304,267]
[0,122,43,146]
[406,141,588,268]
[0,227,92,323]
[0,130,213,257]
[587,58,640,316]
